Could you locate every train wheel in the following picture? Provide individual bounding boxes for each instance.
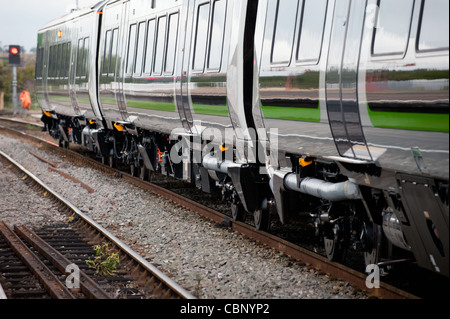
[108,154,115,168]
[139,164,147,180]
[58,138,68,149]
[324,224,347,262]
[254,209,270,232]
[363,222,381,267]
[231,203,246,222]
[130,164,137,177]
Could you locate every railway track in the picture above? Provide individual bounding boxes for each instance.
[0,221,107,299]
[0,145,195,299]
[0,116,424,299]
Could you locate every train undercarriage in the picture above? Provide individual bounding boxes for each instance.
[43,112,449,277]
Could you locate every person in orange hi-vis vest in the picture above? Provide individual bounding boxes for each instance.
[20,90,31,110]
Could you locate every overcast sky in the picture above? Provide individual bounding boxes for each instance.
[0,0,97,52]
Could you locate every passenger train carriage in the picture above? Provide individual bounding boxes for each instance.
[36,0,449,277]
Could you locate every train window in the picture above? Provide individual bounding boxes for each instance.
[64,43,71,78]
[56,44,61,77]
[193,3,210,72]
[47,46,51,77]
[59,44,64,78]
[55,44,60,77]
[165,13,179,74]
[110,29,119,76]
[52,45,57,78]
[48,46,53,77]
[144,19,156,74]
[296,0,328,64]
[135,22,147,75]
[56,44,62,78]
[76,39,84,77]
[51,46,56,78]
[417,0,449,51]
[55,45,59,77]
[126,24,137,74]
[271,0,299,64]
[154,16,167,75]
[53,44,59,78]
[41,47,45,78]
[103,30,112,75]
[372,0,414,56]
[208,0,226,71]
[42,47,46,78]
[60,43,66,78]
[62,43,68,78]
[53,45,58,77]
[83,37,89,77]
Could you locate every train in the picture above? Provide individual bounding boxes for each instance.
[35,0,449,278]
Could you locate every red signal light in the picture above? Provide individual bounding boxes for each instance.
[10,47,19,55]
[9,45,21,64]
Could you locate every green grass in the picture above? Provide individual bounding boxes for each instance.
[127,100,176,112]
[48,95,71,102]
[367,106,449,133]
[101,97,176,112]
[50,94,449,132]
[262,105,320,122]
[192,103,322,122]
[193,104,229,116]
[103,97,324,122]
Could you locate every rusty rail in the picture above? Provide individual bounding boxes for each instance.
[29,151,58,168]
[0,147,195,300]
[14,225,111,299]
[0,221,75,299]
[47,166,95,194]
[123,172,418,299]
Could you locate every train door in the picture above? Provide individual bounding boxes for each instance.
[87,3,107,123]
[69,20,81,117]
[255,0,338,165]
[176,0,195,133]
[325,0,372,161]
[179,0,233,138]
[116,0,130,122]
[37,33,51,111]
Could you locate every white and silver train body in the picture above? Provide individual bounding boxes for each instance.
[36,0,449,277]
[36,2,106,146]
[254,0,449,276]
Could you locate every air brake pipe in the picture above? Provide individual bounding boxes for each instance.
[283,174,360,201]
[203,153,360,202]
[202,153,234,175]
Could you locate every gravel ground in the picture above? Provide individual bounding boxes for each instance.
[0,125,370,299]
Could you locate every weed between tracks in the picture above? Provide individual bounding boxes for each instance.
[86,242,120,276]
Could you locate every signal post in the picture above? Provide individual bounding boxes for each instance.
[8,45,21,115]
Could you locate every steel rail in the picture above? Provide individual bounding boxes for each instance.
[124,171,419,299]
[0,149,195,300]
[0,116,44,128]
[0,282,7,299]
[15,225,111,299]
[0,221,75,299]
